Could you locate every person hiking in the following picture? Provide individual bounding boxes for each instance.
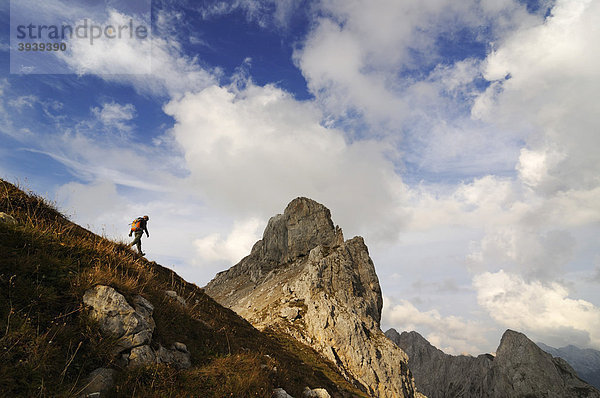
[129,215,149,255]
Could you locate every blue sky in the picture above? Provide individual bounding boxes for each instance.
[2,0,600,355]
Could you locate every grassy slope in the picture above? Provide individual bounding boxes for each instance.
[0,179,367,397]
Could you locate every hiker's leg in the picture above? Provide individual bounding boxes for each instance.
[135,231,143,253]
[130,232,141,249]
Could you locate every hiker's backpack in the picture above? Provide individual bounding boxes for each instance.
[130,217,144,233]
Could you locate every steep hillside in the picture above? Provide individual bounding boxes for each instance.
[0,179,365,397]
[205,197,421,398]
[538,343,600,390]
[386,328,600,398]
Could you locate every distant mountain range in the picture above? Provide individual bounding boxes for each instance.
[386,328,600,398]
[537,342,600,390]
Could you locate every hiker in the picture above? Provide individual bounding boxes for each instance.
[129,215,149,255]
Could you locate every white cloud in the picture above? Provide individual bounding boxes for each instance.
[473,0,600,196]
[194,218,262,263]
[467,228,575,280]
[92,102,136,132]
[295,0,537,132]
[164,81,409,242]
[56,179,123,227]
[516,147,567,191]
[57,10,216,97]
[292,0,543,186]
[198,0,301,29]
[8,95,39,110]
[474,270,600,349]
[383,296,492,355]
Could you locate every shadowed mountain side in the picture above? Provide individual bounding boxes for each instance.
[386,328,600,398]
[538,343,600,390]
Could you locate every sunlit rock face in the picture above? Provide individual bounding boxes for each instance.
[206,197,419,398]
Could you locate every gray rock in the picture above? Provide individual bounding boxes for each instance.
[79,368,116,397]
[155,344,191,369]
[302,386,331,397]
[280,306,300,321]
[205,198,418,398]
[128,345,156,367]
[387,328,600,398]
[132,295,154,322]
[273,388,294,398]
[173,342,188,353]
[0,212,17,225]
[83,286,154,353]
[84,286,192,370]
[165,290,187,306]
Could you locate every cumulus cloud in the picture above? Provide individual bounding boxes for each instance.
[194,218,262,263]
[295,0,537,129]
[473,0,600,195]
[56,179,123,226]
[292,0,545,187]
[474,270,600,349]
[382,296,492,355]
[468,228,576,280]
[164,81,408,242]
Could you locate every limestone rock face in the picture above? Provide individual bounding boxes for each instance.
[387,328,600,398]
[83,285,191,369]
[205,197,418,398]
[83,285,154,353]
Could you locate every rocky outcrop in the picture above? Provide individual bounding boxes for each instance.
[205,197,418,398]
[83,285,191,369]
[83,285,155,354]
[386,328,600,398]
[538,343,600,390]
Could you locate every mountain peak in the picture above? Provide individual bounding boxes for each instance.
[205,198,418,397]
[255,197,343,265]
[496,329,550,367]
